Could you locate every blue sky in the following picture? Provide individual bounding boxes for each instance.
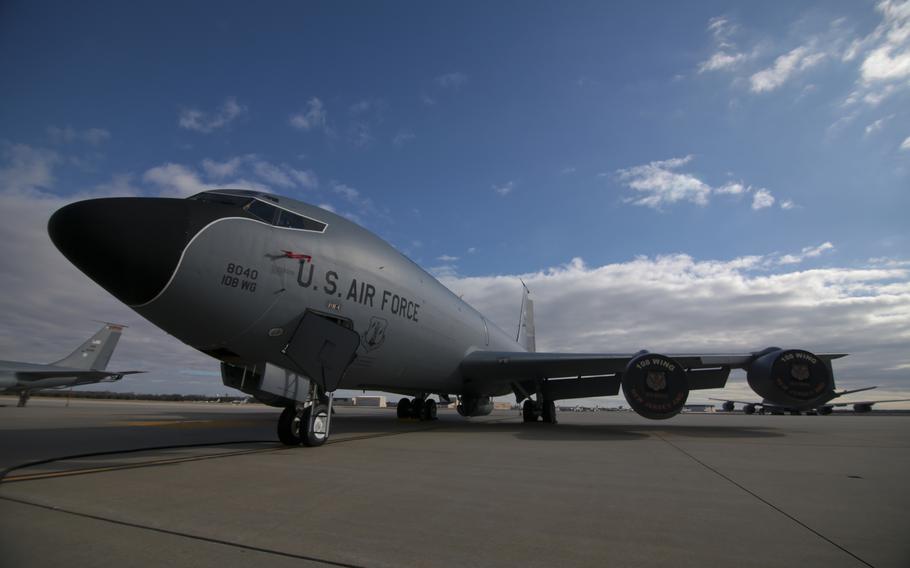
[1,1,909,403]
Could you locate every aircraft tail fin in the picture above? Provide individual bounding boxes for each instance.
[516,281,536,353]
[52,323,125,370]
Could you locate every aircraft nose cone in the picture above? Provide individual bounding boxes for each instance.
[49,198,197,306]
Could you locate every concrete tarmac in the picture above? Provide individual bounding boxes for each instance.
[1,397,908,567]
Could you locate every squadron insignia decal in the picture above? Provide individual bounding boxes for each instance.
[363,317,388,352]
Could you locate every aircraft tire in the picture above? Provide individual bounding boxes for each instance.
[396,398,412,419]
[301,403,330,447]
[522,400,539,423]
[277,406,302,446]
[411,398,425,419]
[541,400,557,424]
[421,399,437,421]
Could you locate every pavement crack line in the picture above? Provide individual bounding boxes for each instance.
[653,432,875,568]
[0,494,369,568]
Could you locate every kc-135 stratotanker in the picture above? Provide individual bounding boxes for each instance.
[48,190,864,446]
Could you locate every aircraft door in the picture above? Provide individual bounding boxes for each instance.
[280,310,360,391]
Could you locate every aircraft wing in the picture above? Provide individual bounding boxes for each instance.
[826,398,910,407]
[458,351,832,390]
[15,370,144,383]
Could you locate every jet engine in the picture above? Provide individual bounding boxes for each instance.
[853,403,872,413]
[621,353,689,419]
[457,395,494,417]
[722,401,735,412]
[747,348,832,407]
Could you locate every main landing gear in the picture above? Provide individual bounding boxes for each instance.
[522,398,557,424]
[17,391,31,407]
[277,382,334,447]
[396,396,438,421]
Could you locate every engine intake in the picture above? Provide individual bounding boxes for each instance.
[747,348,831,406]
[621,353,689,420]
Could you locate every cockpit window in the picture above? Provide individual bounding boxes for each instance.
[276,209,327,232]
[189,192,327,233]
[189,193,252,208]
[245,199,278,224]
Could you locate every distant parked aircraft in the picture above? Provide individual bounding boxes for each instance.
[0,323,141,406]
[712,392,910,415]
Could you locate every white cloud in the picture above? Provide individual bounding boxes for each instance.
[289,97,327,131]
[331,182,360,202]
[393,130,415,146]
[901,135,910,150]
[253,161,295,188]
[617,156,789,212]
[349,100,372,114]
[751,188,775,209]
[143,163,212,198]
[493,181,515,196]
[467,247,477,254]
[615,155,711,208]
[780,199,796,210]
[350,122,373,147]
[843,0,910,107]
[288,167,318,189]
[201,156,245,179]
[699,51,748,73]
[0,143,60,193]
[778,242,835,265]
[560,166,577,174]
[698,16,751,73]
[715,181,747,195]
[750,46,827,93]
[178,97,245,133]
[47,126,111,145]
[864,115,893,135]
[437,254,459,262]
[419,92,436,106]
[436,72,468,88]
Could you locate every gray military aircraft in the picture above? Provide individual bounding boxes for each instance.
[711,391,910,415]
[48,189,851,446]
[0,323,141,407]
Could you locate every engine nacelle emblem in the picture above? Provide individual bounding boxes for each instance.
[621,353,689,420]
[747,348,831,405]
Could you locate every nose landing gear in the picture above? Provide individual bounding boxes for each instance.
[277,382,334,447]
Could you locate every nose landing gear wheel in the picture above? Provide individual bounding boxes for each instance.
[277,406,302,446]
[301,403,330,447]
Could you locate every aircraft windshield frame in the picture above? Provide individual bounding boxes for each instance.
[189,191,328,233]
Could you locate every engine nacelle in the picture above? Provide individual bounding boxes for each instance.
[853,403,872,413]
[743,404,756,415]
[457,395,494,417]
[747,348,832,407]
[621,353,689,420]
[722,401,735,412]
